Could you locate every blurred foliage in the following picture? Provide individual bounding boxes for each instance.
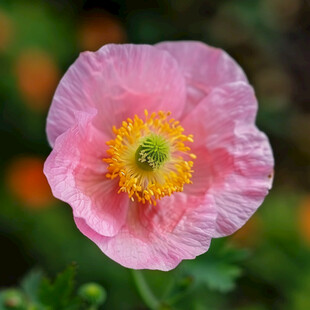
[181,242,248,293]
[0,266,106,310]
[1,0,310,309]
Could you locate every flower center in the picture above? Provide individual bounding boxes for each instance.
[135,133,170,171]
[103,110,196,205]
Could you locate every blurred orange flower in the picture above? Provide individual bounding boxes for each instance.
[299,196,310,245]
[7,157,55,209]
[78,10,126,51]
[14,49,60,111]
[0,9,14,52]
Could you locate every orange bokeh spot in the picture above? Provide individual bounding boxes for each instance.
[78,10,126,51]
[15,49,60,111]
[0,10,14,52]
[7,157,55,209]
[299,196,310,245]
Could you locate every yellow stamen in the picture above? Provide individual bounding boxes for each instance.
[103,110,195,205]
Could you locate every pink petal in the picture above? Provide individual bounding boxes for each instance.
[182,82,258,148]
[75,193,217,271]
[184,146,234,197]
[156,41,248,113]
[210,126,274,237]
[47,44,187,146]
[182,82,273,237]
[44,112,129,237]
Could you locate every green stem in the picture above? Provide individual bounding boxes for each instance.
[131,270,160,310]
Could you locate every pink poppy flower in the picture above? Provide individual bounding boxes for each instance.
[44,42,274,271]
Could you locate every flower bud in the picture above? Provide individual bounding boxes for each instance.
[78,283,106,306]
[1,289,26,309]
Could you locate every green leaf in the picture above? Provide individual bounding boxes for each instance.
[38,264,80,310]
[182,241,248,293]
[187,259,242,293]
[20,269,44,303]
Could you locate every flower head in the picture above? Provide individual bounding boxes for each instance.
[44,42,274,270]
